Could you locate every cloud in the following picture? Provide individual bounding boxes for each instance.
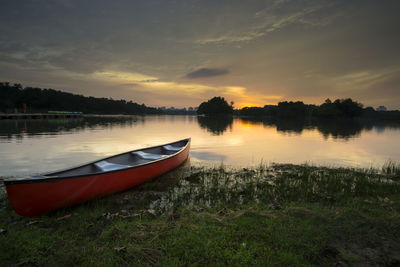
[1,1,400,109]
[92,71,158,83]
[195,0,341,45]
[186,68,229,79]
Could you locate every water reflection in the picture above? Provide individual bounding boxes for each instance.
[0,115,400,177]
[3,116,397,141]
[239,117,400,140]
[315,119,363,140]
[274,119,307,134]
[0,116,141,141]
[197,116,233,135]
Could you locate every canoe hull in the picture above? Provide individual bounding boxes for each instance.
[6,140,190,217]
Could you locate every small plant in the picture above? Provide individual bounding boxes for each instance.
[382,160,400,179]
[149,163,400,213]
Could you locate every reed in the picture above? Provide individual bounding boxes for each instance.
[381,160,400,178]
[150,163,400,212]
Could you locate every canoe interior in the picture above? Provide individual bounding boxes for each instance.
[45,139,189,178]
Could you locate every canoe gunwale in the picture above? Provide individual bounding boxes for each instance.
[4,138,190,185]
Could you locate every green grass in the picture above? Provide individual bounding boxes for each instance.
[1,163,400,266]
[381,160,400,178]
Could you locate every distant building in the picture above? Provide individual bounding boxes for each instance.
[376,106,387,111]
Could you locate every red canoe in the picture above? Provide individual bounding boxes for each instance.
[5,138,191,217]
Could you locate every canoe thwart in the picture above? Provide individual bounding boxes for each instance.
[94,160,131,172]
[131,151,166,160]
[163,145,182,152]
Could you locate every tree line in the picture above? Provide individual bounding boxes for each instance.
[0,82,162,114]
[197,96,399,121]
[235,99,366,118]
[2,82,398,120]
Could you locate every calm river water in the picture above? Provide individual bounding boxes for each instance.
[1,115,399,177]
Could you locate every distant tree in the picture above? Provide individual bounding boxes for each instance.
[0,82,162,115]
[336,98,364,117]
[364,106,375,112]
[315,98,363,118]
[363,106,376,117]
[240,107,265,116]
[277,101,307,118]
[264,105,278,117]
[239,103,313,118]
[197,96,233,115]
[0,82,23,112]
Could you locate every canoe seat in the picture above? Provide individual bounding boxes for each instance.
[94,160,131,172]
[131,151,166,160]
[163,145,182,152]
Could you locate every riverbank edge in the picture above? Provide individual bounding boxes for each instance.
[1,163,399,266]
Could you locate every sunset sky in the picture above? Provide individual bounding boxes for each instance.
[1,0,399,109]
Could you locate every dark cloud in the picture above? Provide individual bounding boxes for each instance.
[119,83,141,88]
[186,68,229,79]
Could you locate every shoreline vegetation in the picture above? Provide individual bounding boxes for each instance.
[1,162,400,266]
[1,82,399,122]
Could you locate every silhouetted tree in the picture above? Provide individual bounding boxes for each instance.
[315,98,363,118]
[240,107,265,116]
[197,96,233,115]
[0,82,162,114]
[277,101,308,118]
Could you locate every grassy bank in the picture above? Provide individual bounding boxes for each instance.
[1,163,400,266]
